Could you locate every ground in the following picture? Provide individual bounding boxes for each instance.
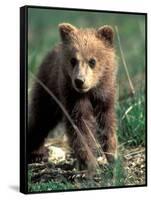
[28,135,146,192]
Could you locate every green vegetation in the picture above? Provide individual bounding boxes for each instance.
[28,7,146,192]
[117,89,145,147]
[28,172,73,192]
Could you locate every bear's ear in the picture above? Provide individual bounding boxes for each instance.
[96,25,114,46]
[59,23,77,42]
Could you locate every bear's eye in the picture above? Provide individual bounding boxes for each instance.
[89,58,96,69]
[70,57,78,67]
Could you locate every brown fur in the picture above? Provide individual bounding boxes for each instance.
[28,23,117,170]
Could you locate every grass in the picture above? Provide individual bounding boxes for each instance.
[28,179,74,192]
[117,89,145,147]
[27,8,146,192]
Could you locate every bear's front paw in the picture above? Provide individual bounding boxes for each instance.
[77,151,98,171]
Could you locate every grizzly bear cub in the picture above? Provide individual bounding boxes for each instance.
[28,23,117,170]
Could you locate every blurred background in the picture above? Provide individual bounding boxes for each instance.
[28,8,145,95]
[28,7,146,191]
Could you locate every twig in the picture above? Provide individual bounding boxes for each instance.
[115,26,135,95]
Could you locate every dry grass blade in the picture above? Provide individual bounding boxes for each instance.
[83,119,117,157]
[82,119,104,155]
[115,26,135,95]
[124,149,145,159]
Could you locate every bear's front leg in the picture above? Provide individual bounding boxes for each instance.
[65,97,98,170]
[96,107,117,163]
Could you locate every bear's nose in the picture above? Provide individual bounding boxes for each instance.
[75,77,85,88]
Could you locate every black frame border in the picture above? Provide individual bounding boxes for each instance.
[20,5,147,194]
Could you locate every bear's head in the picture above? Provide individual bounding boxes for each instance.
[59,23,116,93]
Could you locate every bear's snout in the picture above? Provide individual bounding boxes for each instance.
[75,77,85,89]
